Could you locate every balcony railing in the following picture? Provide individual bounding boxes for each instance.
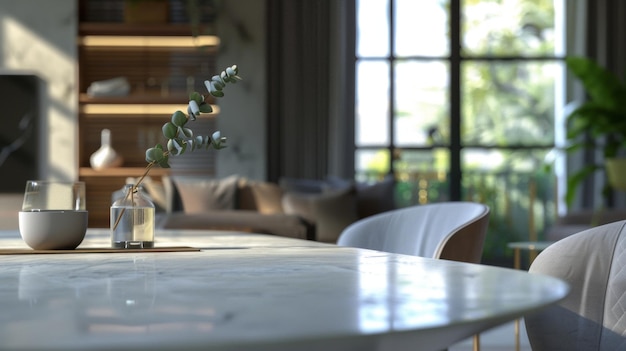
[357,170,558,266]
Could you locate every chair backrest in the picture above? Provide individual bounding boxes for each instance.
[336,201,490,263]
[525,220,626,350]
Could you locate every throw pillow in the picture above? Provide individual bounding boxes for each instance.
[282,187,359,243]
[173,174,239,214]
[238,180,284,214]
[325,175,397,218]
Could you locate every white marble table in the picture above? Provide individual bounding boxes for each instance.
[0,229,568,351]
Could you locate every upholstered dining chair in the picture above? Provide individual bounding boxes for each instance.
[336,201,490,351]
[336,201,490,262]
[525,220,626,350]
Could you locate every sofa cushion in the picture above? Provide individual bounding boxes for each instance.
[326,175,396,218]
[238,180,284,214]
[172,174,239,214]
[158,210,311,240]
[282,187,359,243]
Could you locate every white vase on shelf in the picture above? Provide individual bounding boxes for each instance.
[90,128,123,170]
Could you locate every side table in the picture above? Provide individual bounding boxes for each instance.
[508,241,554,270]
[507,241,555,351]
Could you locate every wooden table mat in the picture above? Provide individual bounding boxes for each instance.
[0,247,201,255]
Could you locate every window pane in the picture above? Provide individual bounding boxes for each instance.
[357,0,390,57]
[355,149,391,182]
[462,0,556,56]
[461,148,557,258]
[394,60,449,146]
[462,61,558,146]
[394,0,449,57]
[356,60,390,146]
[394,149,449,206]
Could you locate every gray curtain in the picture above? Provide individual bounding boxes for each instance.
[580,0,626,208]
[266,0,330,181]
[266,0,355,182]
[587,0,626,73]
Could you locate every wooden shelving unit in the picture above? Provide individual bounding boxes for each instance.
[78,0,219,227]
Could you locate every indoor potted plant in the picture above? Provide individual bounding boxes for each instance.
[564,56,626,205]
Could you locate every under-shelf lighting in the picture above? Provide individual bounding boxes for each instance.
[79,35,220,48]
[81,104,220,116]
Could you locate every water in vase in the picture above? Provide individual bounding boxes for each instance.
[110,206,154,248]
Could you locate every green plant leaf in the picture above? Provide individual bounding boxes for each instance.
[187,105,197,121]
[178,127,193,139]
[199,103,213,113]
[167,139,183,155]
[171,110,187,127]
[566,56,626,111]
[145,147,162,163]
[194,136,204,146]
[565,164,602,206]
[188,100,200,116]
[158,155,170,168]
[210,90,224,98]
[189,92,203,104]
[162,122,177,139]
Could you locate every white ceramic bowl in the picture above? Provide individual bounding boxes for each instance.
[18,210,88,250]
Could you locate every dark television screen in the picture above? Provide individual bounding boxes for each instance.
[0,74,39,193]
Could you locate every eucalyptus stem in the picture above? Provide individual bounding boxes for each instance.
[110,65,240,233]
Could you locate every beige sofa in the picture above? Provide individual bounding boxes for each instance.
[150,174,396,243]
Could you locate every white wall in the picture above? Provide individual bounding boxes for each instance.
[0,0,78,181]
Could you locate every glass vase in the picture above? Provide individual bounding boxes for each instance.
[110,184,155,249]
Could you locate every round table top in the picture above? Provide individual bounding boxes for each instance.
[0,229,569,351]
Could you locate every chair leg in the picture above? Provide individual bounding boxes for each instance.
[473,334,480,351]
[514,319,520,351]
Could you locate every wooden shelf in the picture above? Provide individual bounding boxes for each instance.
[79,93,216,105]
[79,106,219,117]
[79,23,215,36]
[79,167,213,177]
[79,167,171,177]
[77,0,219,227]
[78,35,219,49]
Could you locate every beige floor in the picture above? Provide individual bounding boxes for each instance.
[450,320,531,351]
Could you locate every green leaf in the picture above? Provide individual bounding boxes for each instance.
[566,56,626,110]
[199,103,213,113]
[210,90,224,98]
[188,100,201,117]
[189,92,204,104]
[178,126,193,138]
[211,79,224,90]
[211,75,224,85]
[162,122,177,139]
[565,164,602,206]
[187,105,197,121]
[171,110,187,127]
[145,147,163,163]
[194,136,204,146]
[167,139,183,155]
[158,156,170,168]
